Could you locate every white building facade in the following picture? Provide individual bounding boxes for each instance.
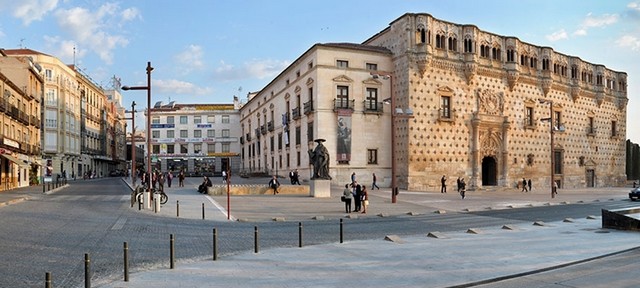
[148,99,242,176]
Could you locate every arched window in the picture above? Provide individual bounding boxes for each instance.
[464,39,474,53]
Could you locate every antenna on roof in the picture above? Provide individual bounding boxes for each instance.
[73,45,76,66]
[18,38,25,48]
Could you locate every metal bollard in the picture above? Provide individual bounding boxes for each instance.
[45,272,52,288]
[213,228,218,261]
[254,226,259,253]
[202,203,205,219]
[170,234,175,269]
[42,183,45,194]
[392,187,397,203]
[299,222,303,248]
[340,218,344,243]
[176,200,180,218]
[123,242,129,282]
[85,253,91,288]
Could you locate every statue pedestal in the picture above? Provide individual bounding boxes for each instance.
[310,179,331,198]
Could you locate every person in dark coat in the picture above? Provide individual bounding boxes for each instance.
[268,175,280,195]
[198,176,212,193]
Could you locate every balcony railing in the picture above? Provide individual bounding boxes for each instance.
[292,107,301,120]
[333,99,354,111]
[303,101,314,114]
[438,108,454,122]
[586,126,597,136]
[363,100,383,114]
[260,125,267,135]
[267,121,274,131]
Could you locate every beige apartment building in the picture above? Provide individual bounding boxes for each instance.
[0,52,43,189]
[241,12,628,191]
[4,49,127,180]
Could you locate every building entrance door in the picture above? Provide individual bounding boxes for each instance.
[481,156,497,186]
[586,169,595,187]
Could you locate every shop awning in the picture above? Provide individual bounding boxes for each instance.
[0,153,30,168]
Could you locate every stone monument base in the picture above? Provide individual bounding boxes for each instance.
[310,179,331,198]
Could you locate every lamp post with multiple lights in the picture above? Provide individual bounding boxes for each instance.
[122,62,153,207]
[538,98,559,199]
[371,72,413,203]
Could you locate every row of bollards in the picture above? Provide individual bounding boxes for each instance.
[175,201,207,219]
[44,220,347,286]
[42,178,68,193]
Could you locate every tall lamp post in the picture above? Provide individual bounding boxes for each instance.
[123,101,137,186]
[539,98,556,199]
[122,62,154,199]
[371,72,413,203]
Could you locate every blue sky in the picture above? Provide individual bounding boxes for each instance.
[1,0,639,142]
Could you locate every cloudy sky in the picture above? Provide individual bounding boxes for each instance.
[0,0,638,142]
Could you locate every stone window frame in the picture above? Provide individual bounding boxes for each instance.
[437,86,455,122]
[367,149,378,165]
[524,99,537,130]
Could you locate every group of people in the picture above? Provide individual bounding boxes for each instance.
[138,169,187,191]
[288,169,301,185]
[521,178,533,192]
[441,175,467,199]
[342,180,368,214]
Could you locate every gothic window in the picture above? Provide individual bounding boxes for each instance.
[464,39,473,53]
[491,47,501,61]
[436,34,446,49]
[448,36,457,51]
[506,49,515,62]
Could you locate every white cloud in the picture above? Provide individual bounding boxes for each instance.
[616,35,640,51]
[574,13,619,36]
[628,2,640,11]
[546,29,568,41]
[53,3,133,64]
[153,79,213,96]
[12,0,59,25]
[175,45,205,75]
[43,35,86,63]
[121,7,141,22]
[214,59,290,81]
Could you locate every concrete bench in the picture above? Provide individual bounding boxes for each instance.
[206,184,309,196]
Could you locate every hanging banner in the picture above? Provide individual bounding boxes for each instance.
[336,110,352,161]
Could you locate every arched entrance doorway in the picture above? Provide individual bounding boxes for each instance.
[482,156,497,186]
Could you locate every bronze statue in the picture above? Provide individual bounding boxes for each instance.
[309,139,331,180]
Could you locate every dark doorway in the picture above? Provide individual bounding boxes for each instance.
[221,158,229,173]
[586,169,595,187]
[482,156,497,186]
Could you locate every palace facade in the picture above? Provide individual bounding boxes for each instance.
[244,12,629,190]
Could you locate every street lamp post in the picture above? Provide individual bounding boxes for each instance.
[128,101,137,186]
[371,73,396,202]
[539,99,556,199]
[122,62,154,208]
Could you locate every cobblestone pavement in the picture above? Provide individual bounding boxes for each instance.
[0,177,638,287]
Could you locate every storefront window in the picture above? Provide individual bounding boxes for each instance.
[193,158,215,176]
[167,159,187,172]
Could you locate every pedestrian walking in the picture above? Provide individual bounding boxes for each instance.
[289,170,295,184]
[342,184,352,213]
[527,179,532,191]
[372,173,380,190]
[460,178,466,199]
[166,171,173,188]
[222,170,227,183]
[456,177,461,193]
[361,185,369,214]
[521,178,528,192]
[351,172,356,185]
[293,169,301,185]
[441,175,447,193]
[178,170,185,187]
[553,181,558,196]
[268,175,280,195]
